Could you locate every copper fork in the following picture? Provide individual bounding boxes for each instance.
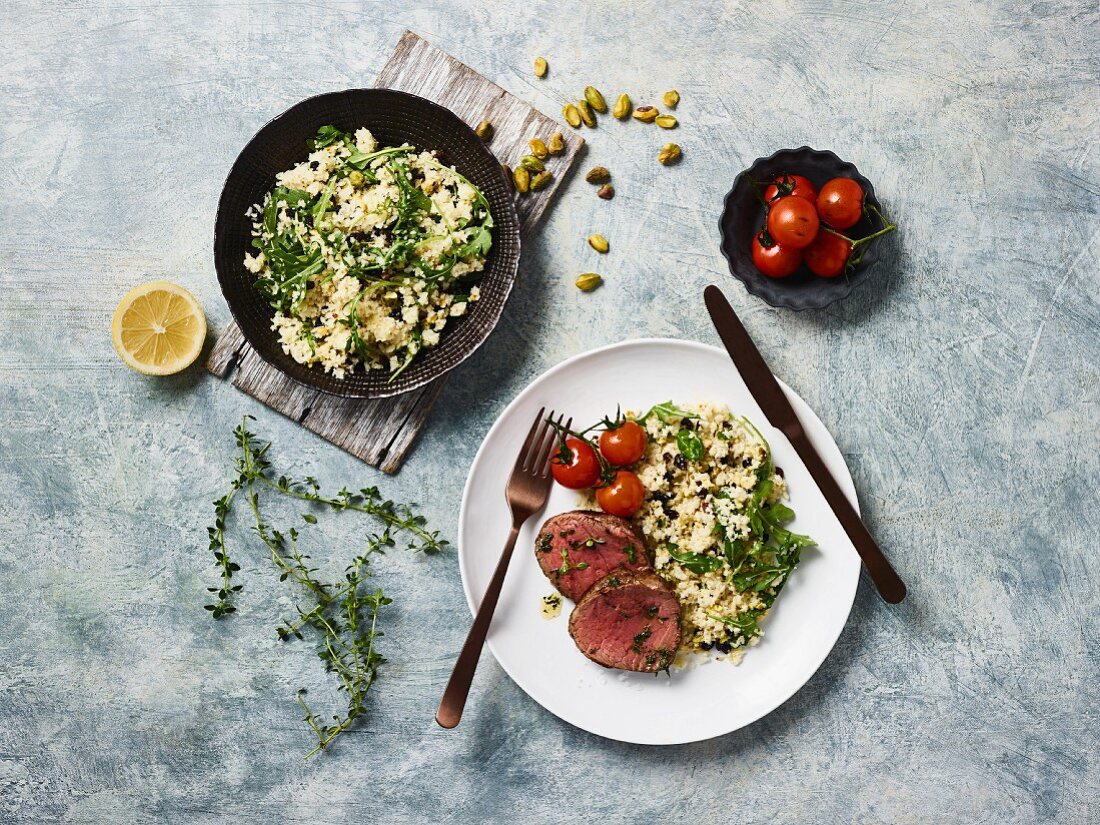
[436,407,567,729]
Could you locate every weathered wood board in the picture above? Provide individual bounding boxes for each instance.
[205,30,583,473]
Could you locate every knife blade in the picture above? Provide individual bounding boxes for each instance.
[704,284,906,603]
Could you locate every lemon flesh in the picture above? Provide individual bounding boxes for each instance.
[112,281,207,375]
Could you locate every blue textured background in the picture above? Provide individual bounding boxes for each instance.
[1,2,1097,822]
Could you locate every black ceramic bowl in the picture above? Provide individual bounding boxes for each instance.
[214,89,521,398]
[718,147,885,310]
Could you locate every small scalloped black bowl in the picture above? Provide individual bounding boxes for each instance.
[718,147,885,311]
[213,89,521,399]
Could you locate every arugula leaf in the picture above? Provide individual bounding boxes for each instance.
[454,225,492,260]
[667,544,724,575]
[643,401,697,423]
[311,125,349,149]
[708,608,767,638]
[676,428,704,461]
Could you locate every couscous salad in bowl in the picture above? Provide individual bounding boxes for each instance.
[214,89,520,398]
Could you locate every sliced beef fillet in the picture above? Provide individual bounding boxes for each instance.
[568,570,681,672]
[535,510,651,602]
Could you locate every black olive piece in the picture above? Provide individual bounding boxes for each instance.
[742,458,752,468]
[663,452,673,462]
[663,508,679,519]
[674,455,687,470]
[700,641,714,651]
[681,418,694,431]
[716,641,733,654]
[775,466,785,478]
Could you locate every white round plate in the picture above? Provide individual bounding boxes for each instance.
[457,338,860,745]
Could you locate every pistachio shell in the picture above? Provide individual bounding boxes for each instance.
[520,155,545,172]
[534,56,548,78]
[529,137,549,159]
[585,166,611,184]
[513,166,530,193]
[530,170,552,191]
[575,273,603,292]
[587,234,610,253]
[577,99,597,127]
[612,93,632,119]
[633,105,658,123]
[584,86,608,113]
[657,143,682,165]
[563,103,582,128]
[475,120,494,141]
[655,114,678,129]
[596,184,615,200]
[662,90,680,108]
[547,131,565,155]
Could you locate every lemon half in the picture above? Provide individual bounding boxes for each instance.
[111,281,207,375]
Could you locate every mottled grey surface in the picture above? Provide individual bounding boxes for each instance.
[1,1,1097,822]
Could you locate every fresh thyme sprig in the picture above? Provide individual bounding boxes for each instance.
[204,416,447,756]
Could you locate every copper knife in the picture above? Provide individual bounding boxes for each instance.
[704,285,906,603]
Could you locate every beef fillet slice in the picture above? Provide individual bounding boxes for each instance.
[535,510,651,602]
[568,570,682,672]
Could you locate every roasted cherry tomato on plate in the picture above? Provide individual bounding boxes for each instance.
[816,177,864,230]
[551,437,601,489]
[803,230,853,278]
[596,469,646,517]
[767,195,820,249]
[763,173,816,204]
[599,420,647,466]
[751,230,803,278]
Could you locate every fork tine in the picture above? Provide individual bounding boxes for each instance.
[513,407,546,475]
[532,413,570,477]
[524,409,557,474]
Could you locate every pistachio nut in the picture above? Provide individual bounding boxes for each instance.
[529,137,549,159]
[530,170,552,191]
[655,114,678,129]
[584,86,608,113]
[633,105,658,123]
[657,143,682,165]
[577,99,597,127]
[475,120,494,141]
[575,273,603,292]
[662,90,680,108]
[547,131,565,155]
[596,184,615,200]
[520,155,545,172]
[513,165,531,193]
[587,234,610,253]
[534,56,548,78]
[563,103,582,128]
[585,166,611,184]
[612,93,632,119]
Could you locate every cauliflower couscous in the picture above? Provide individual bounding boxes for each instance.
[633,401,815,660]
[245,125,493,379]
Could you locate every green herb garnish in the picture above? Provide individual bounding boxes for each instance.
[204,416,447,757]
[676,428,704,461]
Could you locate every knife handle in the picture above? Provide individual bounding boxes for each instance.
[789,431,907,603]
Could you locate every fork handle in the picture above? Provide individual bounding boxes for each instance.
[436,523,521,728]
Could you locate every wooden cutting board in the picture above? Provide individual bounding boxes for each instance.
[206,31,583,473]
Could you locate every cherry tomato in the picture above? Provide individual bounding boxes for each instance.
[596,469,646,517]
[763,173,816,204]
[816,178,864,230]
[551,437,601,489]
[751,231,803,278]
[767,195,820,249]
[803,230,853,278]
[599,420,647,466]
